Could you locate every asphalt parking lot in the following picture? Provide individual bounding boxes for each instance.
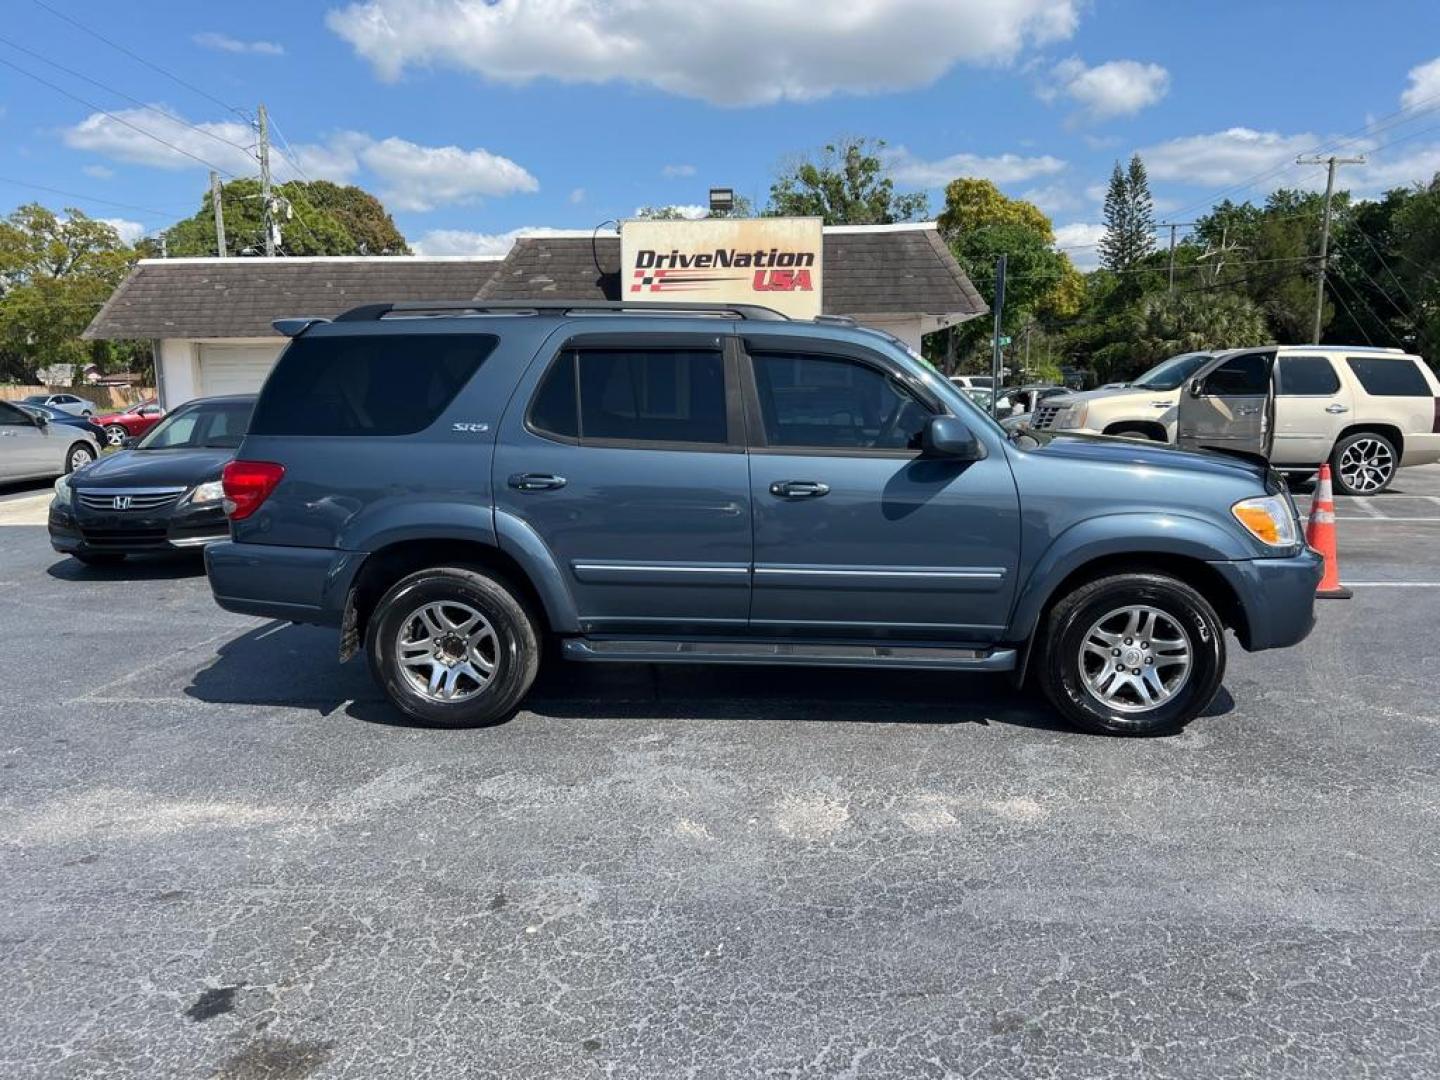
[3,467,1439,1079]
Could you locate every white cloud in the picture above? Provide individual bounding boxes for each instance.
[569,188,586,204]
[1140,127,1322,186]
[1053,222,1105,270]
[887,148,1067,189]
[81,164,114,180]
[662,164,696,178]
[1401,56,1440,112]
[327,0,1080,106]
[193,32,284,56]
[412,226,580,256]
[634,204,709,220]
[1040,57,1169,122]
[1020,182,1082,215]
[61,107,538,210]
[99,218,146,245]
[356,136,538,211]
[1364,143,1440,191]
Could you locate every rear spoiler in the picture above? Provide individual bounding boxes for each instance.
[273,317,330,338]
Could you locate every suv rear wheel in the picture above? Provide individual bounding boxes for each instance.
[1330,431,1397,495]
[365,566,539,728]
[1038,573,1226,736]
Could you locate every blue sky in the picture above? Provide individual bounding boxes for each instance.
[3,0,1439,268]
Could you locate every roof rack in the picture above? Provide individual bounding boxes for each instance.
[332,300,791,322]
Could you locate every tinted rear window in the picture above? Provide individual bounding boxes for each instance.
[1277,356,1340,396]
[1345,357,1433,397]
[249,333,496,436]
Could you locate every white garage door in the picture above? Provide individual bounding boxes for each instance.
[198,344,283,397]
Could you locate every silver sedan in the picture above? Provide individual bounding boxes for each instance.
[0,400,100,483]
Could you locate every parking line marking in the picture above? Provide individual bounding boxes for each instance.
[1346,581,1440,587]
[1347,498,1387,518]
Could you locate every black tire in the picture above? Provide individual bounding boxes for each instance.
[1037,573,1226,736]
[73,551,125,566]
[1329,431,1398,496]
[1106,425,1168,443]
[65,443,96,473]
[364,566,539,728]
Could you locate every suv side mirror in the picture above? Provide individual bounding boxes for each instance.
[1187,379,1205,399]
[922,415,986,460]
[32,412,48,428]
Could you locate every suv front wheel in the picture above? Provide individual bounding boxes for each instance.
[365,566,540,728]
[1038,573,1226,736]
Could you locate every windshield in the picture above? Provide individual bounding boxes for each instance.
[1132,352,1213,390]
[137,400,252,450]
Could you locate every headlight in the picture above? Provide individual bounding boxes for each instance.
[1232,495,1299,548]
[189,480,226,505]
[1056,403,1087,429]
[53,474,73,504]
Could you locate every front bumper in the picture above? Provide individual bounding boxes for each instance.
[1208,549,1324,652]
[49,498,229,555]
[205,540,365,627]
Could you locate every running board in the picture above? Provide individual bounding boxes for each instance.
[562,638,1017,672]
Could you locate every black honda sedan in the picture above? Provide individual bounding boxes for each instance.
[49,395,255,565]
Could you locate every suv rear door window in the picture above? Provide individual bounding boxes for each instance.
[528,348,728,445]
[1277,356,1341,396]
[1345,357,1432,397]
[750,352,932,450]
[248,334,496,436]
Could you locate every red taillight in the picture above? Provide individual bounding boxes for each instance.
[1433,397,1440,434]
[221,460,285,521]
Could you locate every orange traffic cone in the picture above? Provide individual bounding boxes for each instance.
[1307,464,1352,599]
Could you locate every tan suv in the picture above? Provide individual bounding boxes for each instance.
[1031,346,1440,494]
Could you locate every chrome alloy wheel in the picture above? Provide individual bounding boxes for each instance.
[1337,437,1394,494]
[104,425,127,447]
[394,600,498,702]
[1078,605,1192,713]
[69,446,94,470]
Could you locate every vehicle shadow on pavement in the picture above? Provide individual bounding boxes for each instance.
[187,621,1232,735]
[46,553,207,582]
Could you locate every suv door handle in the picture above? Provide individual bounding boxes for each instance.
[1325,404,1349,414]
[769,480,830,499]
[508,472,567,491]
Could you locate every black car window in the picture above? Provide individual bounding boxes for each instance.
[1345,357,1432,397]
[1276,356,1341,396]
[0,400,32,426]
[750,352,932,450]
[1201,353,1270,396]
[248,333,496,437]
[529,348,728,446]
[139,400,253,450]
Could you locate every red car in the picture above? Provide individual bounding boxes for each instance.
[94,399,166,447]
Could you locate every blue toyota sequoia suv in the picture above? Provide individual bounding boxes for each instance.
[206,301,1322,736]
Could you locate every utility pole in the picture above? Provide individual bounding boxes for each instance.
[1161,221,1196,294]
[1296,154,1364,342]
[257,102,275,257]
[209,170,227,257]
[990,254,1007,418]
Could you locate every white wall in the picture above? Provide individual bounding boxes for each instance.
[852,315,924,351]
[157,339,198,408]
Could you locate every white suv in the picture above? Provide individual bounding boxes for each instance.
[1031,346,1440,494]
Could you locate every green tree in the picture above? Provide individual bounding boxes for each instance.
[1390,174,1440,360]
[635,194,755,220]
[1125,289,1271,366]
[936,178,1076,372]
[767,137,927,225]
[0,204,142,382]
[1099,155,1156,272]
[165,179,408,257]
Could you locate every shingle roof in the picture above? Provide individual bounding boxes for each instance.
[479,226,986,318]
[83,257,502,340]
[84,226,986,340]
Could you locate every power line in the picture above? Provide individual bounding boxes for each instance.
[28,0,247,120]
[266,115,313,184]
[0,174,187,218]
[0,33,256,158]
[1350,224,1416,307]
[0,53,238,176]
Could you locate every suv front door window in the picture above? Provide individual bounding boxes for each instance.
[743,341,1020,641]
[497,339,751,632]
